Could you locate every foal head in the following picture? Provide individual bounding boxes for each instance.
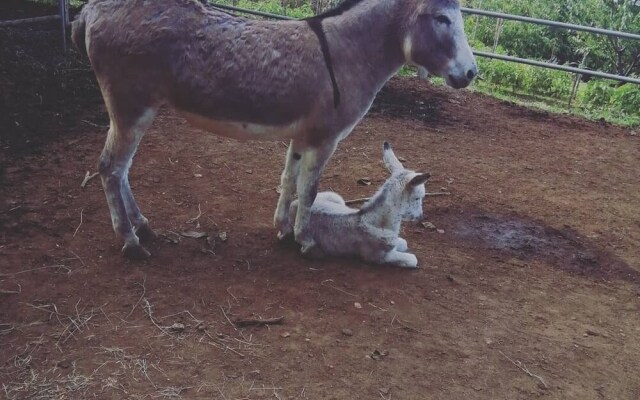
[403,0,477,89]
[382,142,431,222]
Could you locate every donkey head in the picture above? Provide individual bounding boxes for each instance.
[403,0,477,89]
[382,142,431,222]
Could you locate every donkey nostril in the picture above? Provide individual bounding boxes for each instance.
[466,68,476,80]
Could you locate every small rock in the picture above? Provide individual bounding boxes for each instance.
[281,332,290,338]
[390,300,395,305]
[218,232,228,242]
[168,323,185,333]
[193,173,203,178]
[354,302,362,309]
[357,178,372,186]
[485,338,493,345]
[197,323,206,332]
[436,229,445,234]
[586,329,600,337]
[370,349,388,361]
[341,328,353,336]
[630,130,637,136]
[245,169,253,174]
[421,221,437,230]
[180,230,207,239]
[379,387,390,395]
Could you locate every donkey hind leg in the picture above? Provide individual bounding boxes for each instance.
[99,107,157,259]
[122,173,156,243]
[294,141,338,255]
[383,250,418,268]
[274,140,303,240]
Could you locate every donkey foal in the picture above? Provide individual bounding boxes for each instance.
[289,142,430,268]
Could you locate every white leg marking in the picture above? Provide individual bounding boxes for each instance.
[274,142,301,239]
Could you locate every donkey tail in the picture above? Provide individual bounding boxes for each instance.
[71,7,88,57]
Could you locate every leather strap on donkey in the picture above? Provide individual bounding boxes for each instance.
[304,0,364,108]
[305,18,341,108]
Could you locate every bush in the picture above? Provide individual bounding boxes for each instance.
[610,84,640,116]
[579,80,615,110]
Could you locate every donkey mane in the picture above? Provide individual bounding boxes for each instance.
[304,0,367,21]
[303,0,370,108]
[358,181,393,215]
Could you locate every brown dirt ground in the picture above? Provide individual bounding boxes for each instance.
[1,7,640,400]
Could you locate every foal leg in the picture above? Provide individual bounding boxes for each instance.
[294,141,338,255]
[274,140,302,240]
[383,250,418,268]
[394,237,409,252]
[99,107,157,259]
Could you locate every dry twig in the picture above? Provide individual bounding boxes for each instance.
[499,350,548,389]
[186,203,202,224]
[234,317,284,328]
[320,279,357,298]
[73,208,84,238]
[80,171,99,188]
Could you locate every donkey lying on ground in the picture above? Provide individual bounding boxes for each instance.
[288,142,430,268]
[72,0,476,259]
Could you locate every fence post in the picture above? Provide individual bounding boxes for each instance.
[58,0,67,51]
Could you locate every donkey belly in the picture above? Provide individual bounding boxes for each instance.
[181,111,304,141]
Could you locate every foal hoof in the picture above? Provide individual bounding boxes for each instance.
[135,224,157,243]
[122,243,151,260]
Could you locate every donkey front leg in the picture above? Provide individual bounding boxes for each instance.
[294,142,337,255]
[273,140,302,240]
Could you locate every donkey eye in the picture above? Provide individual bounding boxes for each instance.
[435,15,451,26]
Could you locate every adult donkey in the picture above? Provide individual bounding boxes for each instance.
[72,0,476,259]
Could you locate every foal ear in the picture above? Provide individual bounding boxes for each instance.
[408,173,431,187]
[382,141,404,173]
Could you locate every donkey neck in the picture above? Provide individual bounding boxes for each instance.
[361,184,405,233]
[324,0,407,91]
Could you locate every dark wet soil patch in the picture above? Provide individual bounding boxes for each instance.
[452,212,640,284]
[370,81,445,126]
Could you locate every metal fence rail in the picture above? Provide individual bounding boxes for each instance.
[461,7,640,41]
[0,0,69,51]
[474,51,640,85]
[209,2,639,85]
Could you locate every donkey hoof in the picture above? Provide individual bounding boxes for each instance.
[135,224,157,243]
[122,243,151,260]
[277,230,294,242]
[300,242,325,259]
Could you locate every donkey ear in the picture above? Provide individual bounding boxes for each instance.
[382,141,404,173]
[408,173,431,187]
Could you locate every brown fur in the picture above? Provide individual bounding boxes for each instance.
[72,0,475,258]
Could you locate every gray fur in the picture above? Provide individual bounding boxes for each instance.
[288,143,430,268]
[72,0,475,258]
